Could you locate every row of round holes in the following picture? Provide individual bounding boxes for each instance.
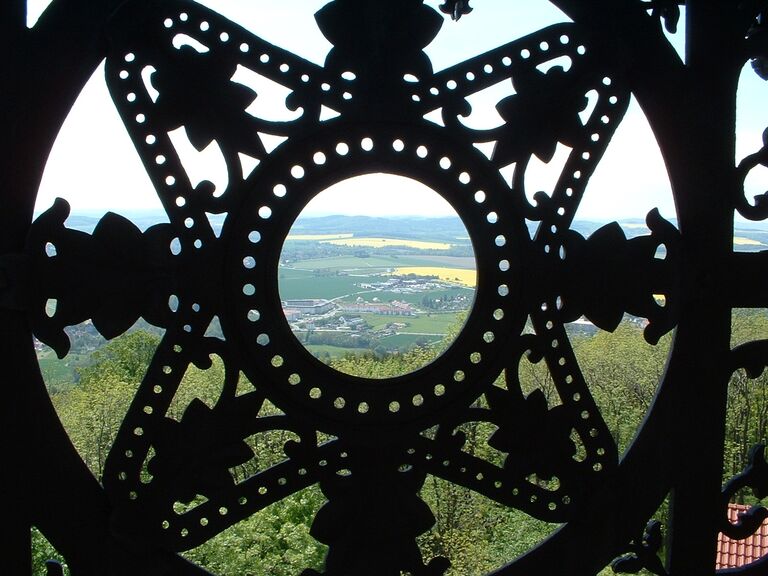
[237,137,512,413]
[132,42,501,482]
[165,9,337,138]
[542,78,621,254]
[405,447,570,510]
[261,324,494,412]
[254,333,500,414]
[116,341,186,500]
[522,80,616,252]
[118,111,507,413]
[130,21,589,257]
[415,48,599,256]
[236,136,491,238]
[255,138,503,229]
[163,14,285,221]
[165,10,317,89]
[421,34,580,100]
[163,452,349,535]
[116,56,210,250]
[539,300,605,472]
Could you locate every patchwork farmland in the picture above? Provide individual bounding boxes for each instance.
[279,215,476,363]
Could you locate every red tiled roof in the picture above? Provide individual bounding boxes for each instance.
[716,503,768,569]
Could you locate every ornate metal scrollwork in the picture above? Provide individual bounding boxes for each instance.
[721,445,768,541]
[6,0,768,575]
[736,128,768,222]
[611,519,668,576]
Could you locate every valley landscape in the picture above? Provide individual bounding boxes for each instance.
[36,211,768,382]
[31,210,768,575]
[279,215,476,362]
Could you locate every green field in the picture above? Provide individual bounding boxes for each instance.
[289,255,397,271]
[279,236,476,357]
[358,312,462,334]
[287,254,468,272]
[279,264,475,304]
[278,268,317,281]
[279,275,474,304]
[278,272,360,300]
[361,288,473,306]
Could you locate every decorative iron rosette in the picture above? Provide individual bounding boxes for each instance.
[22,1,721,574]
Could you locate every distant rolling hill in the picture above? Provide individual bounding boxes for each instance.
[36,210,767,251]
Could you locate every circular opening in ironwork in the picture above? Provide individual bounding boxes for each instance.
[278,174,477,378]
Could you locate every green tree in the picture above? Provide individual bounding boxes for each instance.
[330,345,437,378]
[31,528,67,576]
[724,310,768,495]
[329,337,557,575]
[76,330,160,386]
[47,331,326,574]
[184,488,327,576]
[52,331,162,479]
[53,373,136,480]
[570,322,670,453]
[42,313,768,575]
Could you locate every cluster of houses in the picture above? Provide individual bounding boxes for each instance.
[281,298,417,325]
[337,301,416,316]
[281,299,336,322]
[358,277,451,294]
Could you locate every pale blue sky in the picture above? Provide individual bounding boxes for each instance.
[28,1,768,223]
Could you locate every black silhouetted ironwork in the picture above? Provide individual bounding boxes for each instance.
[2,1,768,575]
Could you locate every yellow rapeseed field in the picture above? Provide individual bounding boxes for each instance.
[389,266,476,287]
[734,236,764,246]
[322,237,452,250]
[287,233,354,240]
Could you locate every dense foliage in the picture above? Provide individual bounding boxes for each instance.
[33,312,768,575]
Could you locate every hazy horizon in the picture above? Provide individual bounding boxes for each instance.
[28,1,767,225]
[36,204,664,223]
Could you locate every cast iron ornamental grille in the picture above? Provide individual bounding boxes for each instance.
[9,0,768,575]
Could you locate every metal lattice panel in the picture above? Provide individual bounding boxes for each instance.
[3,1,768,575]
